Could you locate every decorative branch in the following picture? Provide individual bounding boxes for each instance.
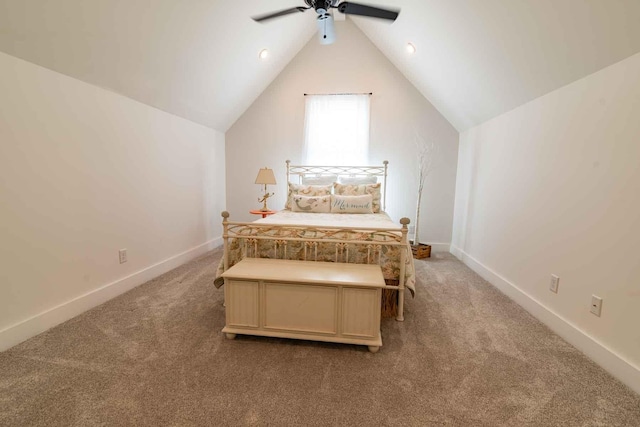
[414,132,439,246]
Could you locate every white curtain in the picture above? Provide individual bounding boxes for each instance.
[303,94,370,165]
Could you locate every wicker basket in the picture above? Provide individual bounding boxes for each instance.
[411,243,431,259]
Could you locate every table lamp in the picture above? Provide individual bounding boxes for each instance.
[255,167,277,212]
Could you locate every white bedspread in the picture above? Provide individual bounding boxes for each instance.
[256,210,402,230]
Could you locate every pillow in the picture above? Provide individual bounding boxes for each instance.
[291,195,331,213]
[330,194,374,214]
[333,182,382,213]
[286,183,332,210]
[338,175,378,185]
[301,174,338,186]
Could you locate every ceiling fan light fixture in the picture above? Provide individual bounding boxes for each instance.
[406,43,416,54]
[317,12,336,45]
[259,49,269,60]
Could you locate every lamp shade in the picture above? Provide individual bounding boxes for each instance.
[255,168,277,185]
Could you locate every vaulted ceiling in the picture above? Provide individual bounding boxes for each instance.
[1,0,639,132]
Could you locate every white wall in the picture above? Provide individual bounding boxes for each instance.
[452,52,640,393]
[226,21,458,248]
[0,52,226,350]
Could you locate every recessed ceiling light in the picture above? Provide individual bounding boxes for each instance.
[259,49,269,60]
[406,43,416,54]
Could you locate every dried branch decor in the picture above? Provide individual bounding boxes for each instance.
[414,132,439,251]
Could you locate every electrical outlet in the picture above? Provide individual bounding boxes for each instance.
[119,249,127,264]
[549,274,559,293]
[590,295,602,317]
[408,225,415,234]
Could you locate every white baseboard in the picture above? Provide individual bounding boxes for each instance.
[449,245,464,259]
[0,238,222,352]
[450,245,640,395]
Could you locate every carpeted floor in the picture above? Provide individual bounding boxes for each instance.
[1,249,639,426]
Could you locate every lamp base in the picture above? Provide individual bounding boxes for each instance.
[258,188,274,212]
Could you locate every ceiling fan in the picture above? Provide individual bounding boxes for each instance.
[252,1,400,45]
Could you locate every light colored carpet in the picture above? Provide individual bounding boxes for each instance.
[1,249,639,426]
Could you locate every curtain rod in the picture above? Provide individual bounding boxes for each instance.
[303,92,372,96]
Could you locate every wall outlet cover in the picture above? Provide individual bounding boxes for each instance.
[119,249,127,264]
[590,295,603,317]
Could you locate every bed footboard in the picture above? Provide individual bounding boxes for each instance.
[220,211,411,321]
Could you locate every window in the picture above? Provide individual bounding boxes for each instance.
[303,94,370,165]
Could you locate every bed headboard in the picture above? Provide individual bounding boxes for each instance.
[285,160,389,212]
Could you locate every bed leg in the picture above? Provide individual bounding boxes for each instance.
[367,345,380,353]
[396,289,405,322]
[225,333,236,340]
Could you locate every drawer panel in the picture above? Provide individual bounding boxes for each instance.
[264,283,338,334]
[226,279,259,328]
[342,288,380,338]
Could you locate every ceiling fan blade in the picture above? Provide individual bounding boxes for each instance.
[252,7,309,23]
[336,2,399,21]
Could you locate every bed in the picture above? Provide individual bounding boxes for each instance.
[214,161,416,323]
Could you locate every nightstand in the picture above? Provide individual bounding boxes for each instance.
[249,209,277,219]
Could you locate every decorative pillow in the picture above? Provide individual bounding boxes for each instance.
[286,183,332,210]
[330,194,373,214]
[301,174,338,186]
[291,195,331,213]
[333,182,382,213]
[338,175,378,185]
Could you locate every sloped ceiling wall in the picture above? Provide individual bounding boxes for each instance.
[0,0,317,131]
[1,1,639,132]
[353,0,640,131]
